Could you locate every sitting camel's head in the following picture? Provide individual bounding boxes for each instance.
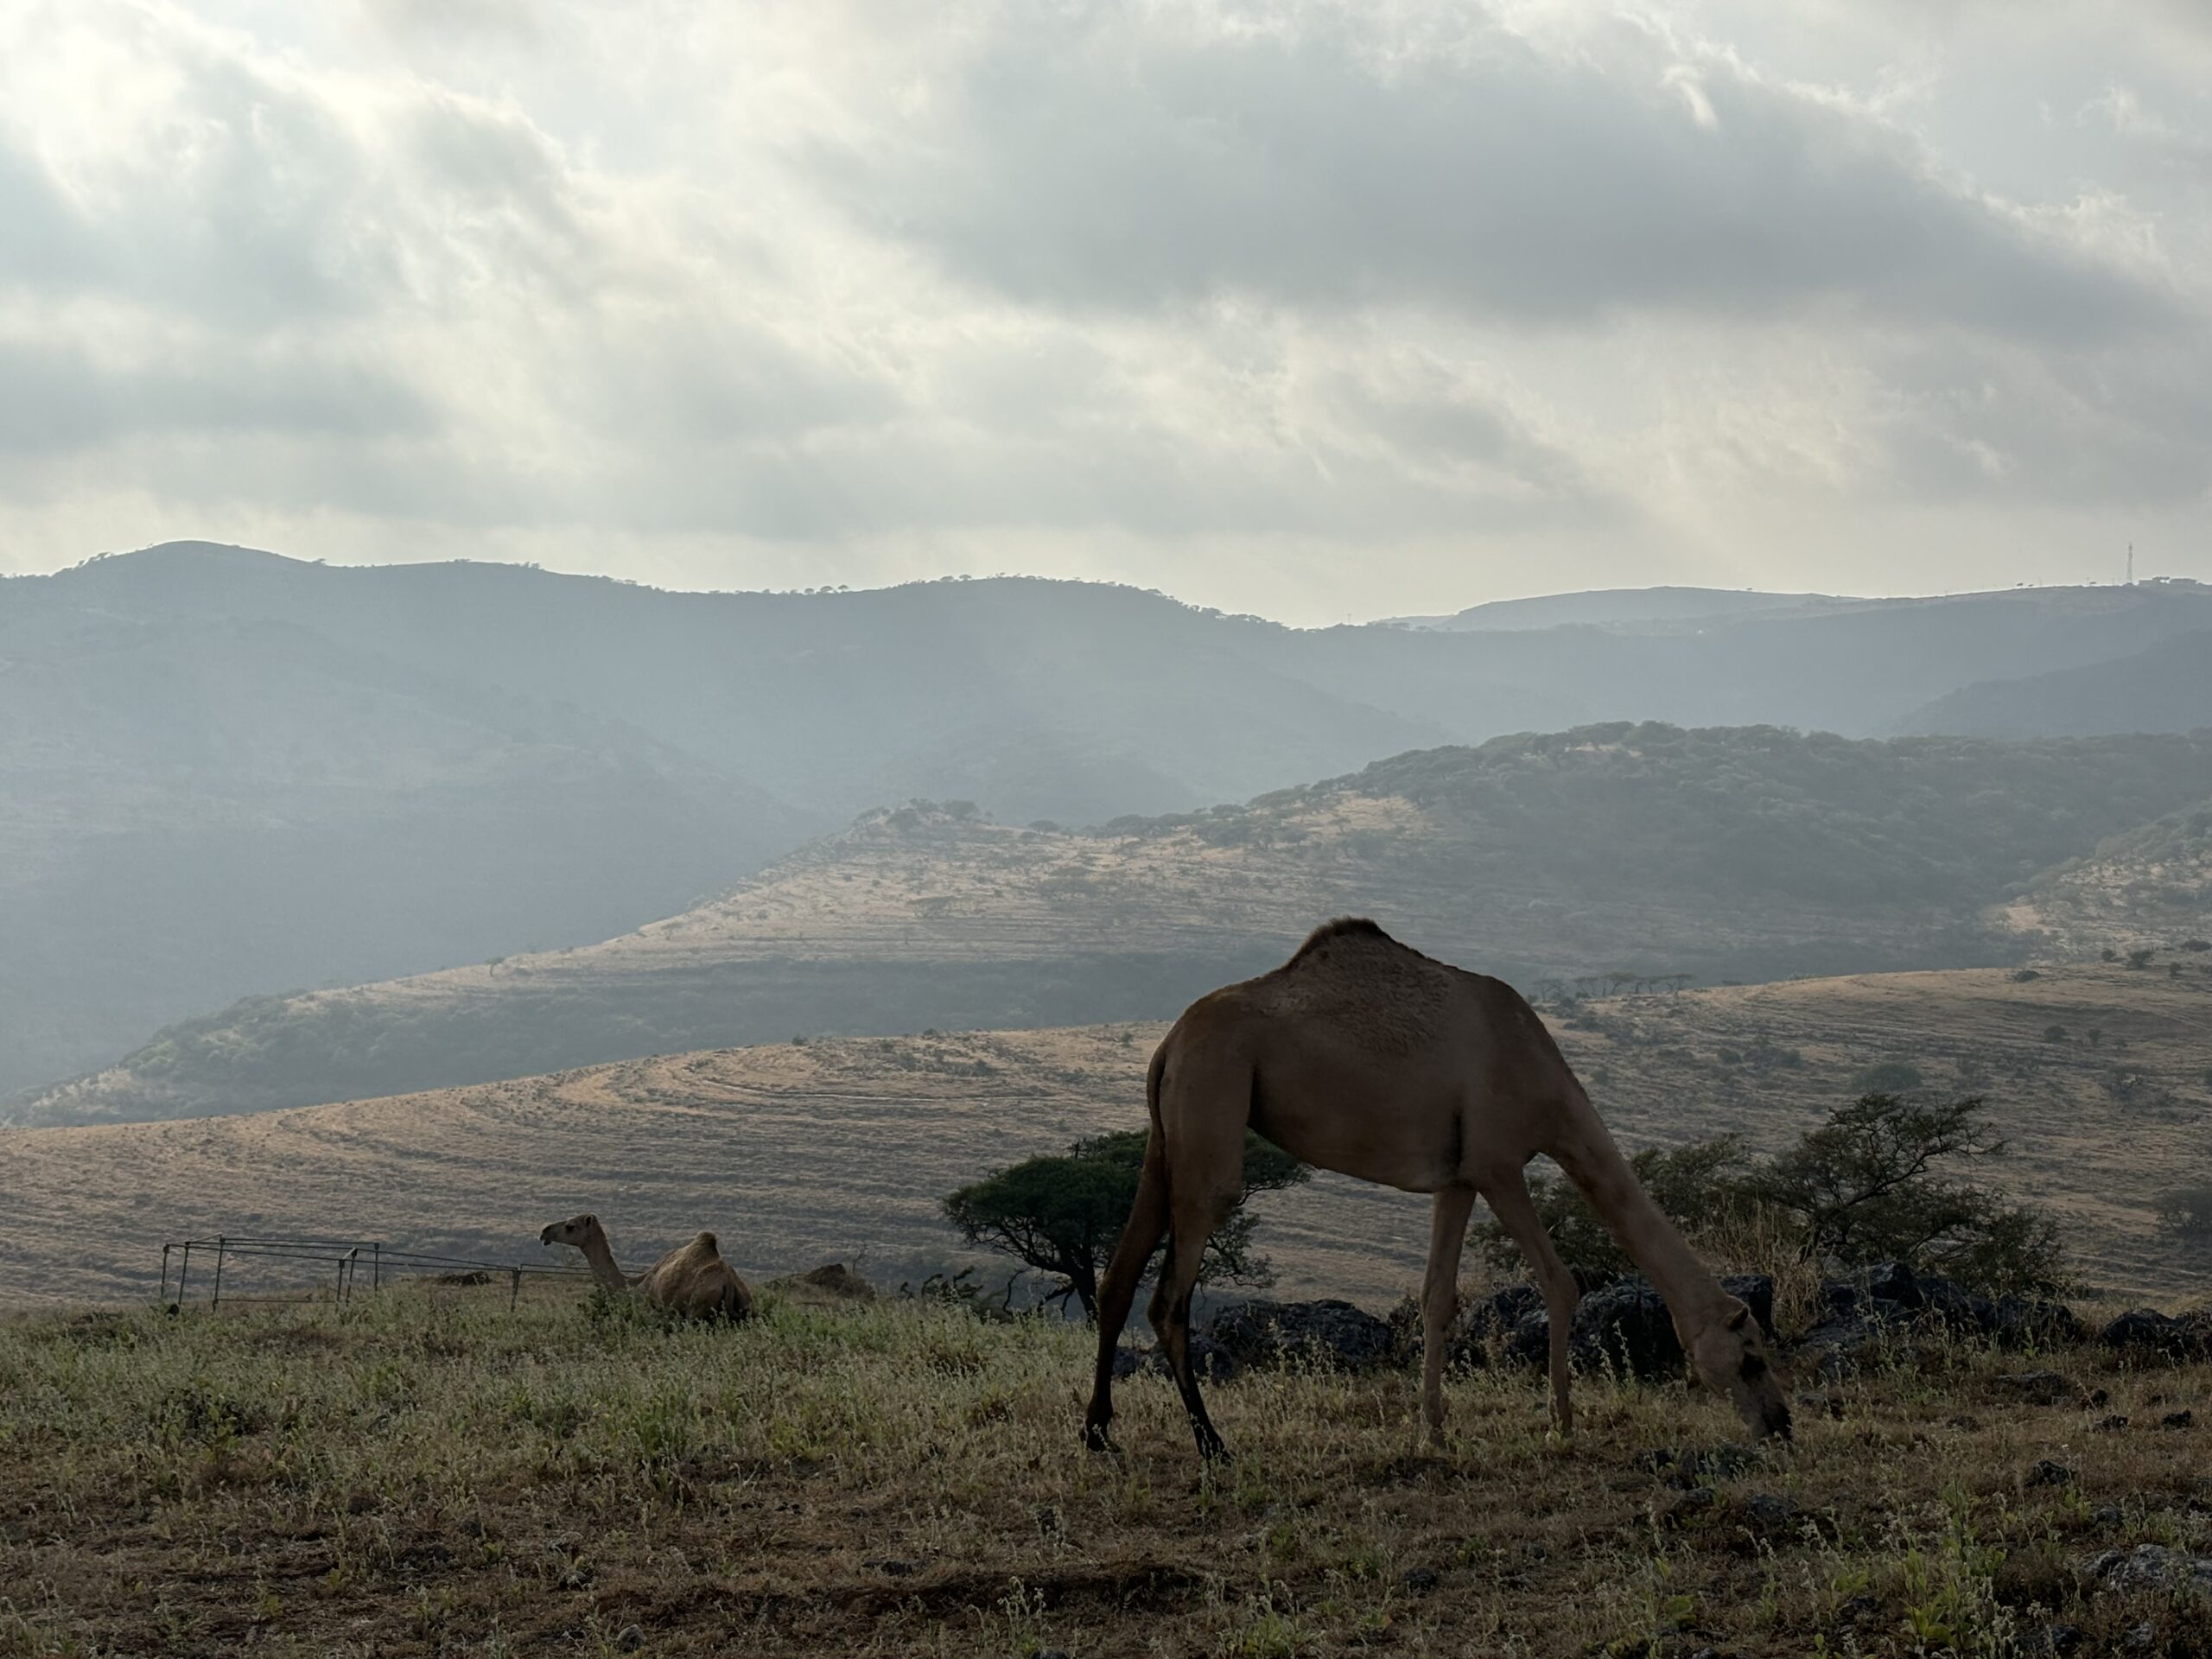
[1691,1299,1793,1441]
[539,1213,603,1249]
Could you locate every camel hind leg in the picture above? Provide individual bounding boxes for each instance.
[1480,1162,1581,1435]
[1149,1059,1249,1463]
[1085,1126,1170,1451]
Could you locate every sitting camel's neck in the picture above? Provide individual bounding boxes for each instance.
[575,1230,632,1295]
[1547,1090,1734,1332]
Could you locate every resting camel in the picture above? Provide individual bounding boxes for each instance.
[538,1213,753,1320]
[1084,919,1789,1461]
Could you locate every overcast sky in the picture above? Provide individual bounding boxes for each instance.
[3,1,2208,623]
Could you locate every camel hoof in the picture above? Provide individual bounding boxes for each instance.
[1083,1420,1117,1456]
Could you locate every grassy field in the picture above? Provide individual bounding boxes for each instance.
[3,1283,2210,1657]
[3,963,2208,1310]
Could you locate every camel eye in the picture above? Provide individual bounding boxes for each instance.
[1740,1353,1768,1380]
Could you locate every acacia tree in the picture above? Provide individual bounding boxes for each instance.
[1474,1092,2066,1295]
[944,1130,1308,1319]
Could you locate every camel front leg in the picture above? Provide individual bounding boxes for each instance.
[1421,1185,1477,1447]
[1481,1165,1581,1436]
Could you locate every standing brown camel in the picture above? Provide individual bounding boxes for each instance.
[538,1214,753,1320]
[1084,919,1789,1460]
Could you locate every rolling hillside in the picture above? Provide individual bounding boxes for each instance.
[4,963,2204,1309]
[1994,802,2212,961]
[1897,609,2212,739]
[20,723,2212,1128]
[12,543,2212,1103]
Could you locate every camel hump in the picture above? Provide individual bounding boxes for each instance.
[1287,916,1394,964]
[691,1230,719,1254]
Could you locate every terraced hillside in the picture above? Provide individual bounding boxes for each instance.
[6,963,2207,1310]
[22,724,2212,1128]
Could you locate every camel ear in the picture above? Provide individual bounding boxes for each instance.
[1725,1304,1751,1332]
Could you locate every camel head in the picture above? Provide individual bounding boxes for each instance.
[1690,1298,1793,1441]
[539,1213,604,1250]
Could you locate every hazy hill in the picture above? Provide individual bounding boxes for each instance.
[1384,585,1845,632]
[1898,615,2212,739]
[22,722,2212,1128]
[4,963,2204,1308]
[0,609,806,1097]
[11,543,2212,1100]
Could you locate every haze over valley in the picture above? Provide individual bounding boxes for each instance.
[10,541,2212,1110]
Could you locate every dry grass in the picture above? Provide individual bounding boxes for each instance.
[3,1287,2210,1657]
[3,963,2208,1311]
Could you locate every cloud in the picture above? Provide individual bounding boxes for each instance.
[0,0,2206,613]
[814,3,2179,341]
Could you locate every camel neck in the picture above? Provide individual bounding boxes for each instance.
[576,1232,631,1295]
[1547,1098,1732,1332]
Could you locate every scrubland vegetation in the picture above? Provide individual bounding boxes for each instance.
[2,1278,2209,1657]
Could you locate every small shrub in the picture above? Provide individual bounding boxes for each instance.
[2154,1184,2212,1241]
[2042,1025,2067,1044]
[1484,1094,2067,1295]
[1852,1060,1925,1096]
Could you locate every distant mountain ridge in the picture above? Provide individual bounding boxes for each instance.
[1382,585,1849,632]
[21,721,2212,1129]
[8,541,2212,1098]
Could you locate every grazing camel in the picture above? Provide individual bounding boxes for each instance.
[1084,919,1789,1461]
[538,1213,753,1320]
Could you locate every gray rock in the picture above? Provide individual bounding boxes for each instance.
[1570,1278,1683,1380]
[2086,1543,2212,1593]
[2026,1459,2075,1488]
[1990,1294,2084,1349]
[1743,1492,1798,1530]
[615,1628,645,1655]
[1207,1300,1391,1371]
[2099,1308,2212,1361]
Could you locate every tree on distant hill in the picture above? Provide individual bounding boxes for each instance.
[944,1130,1308,1319]
[1476,1092,2065,1295]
